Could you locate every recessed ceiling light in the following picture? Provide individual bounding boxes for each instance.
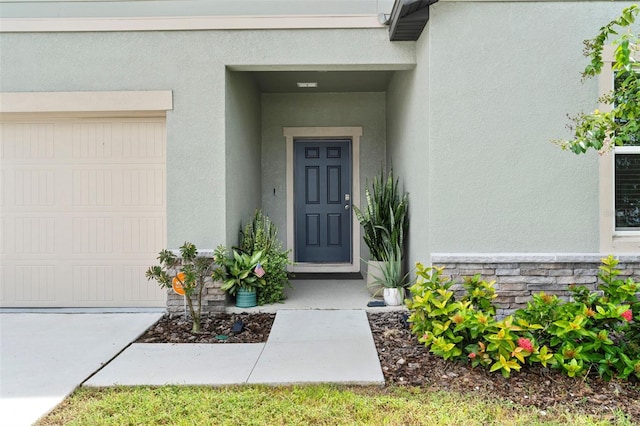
[297,82,318,88]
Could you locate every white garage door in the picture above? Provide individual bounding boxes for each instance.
[0,116,167,307]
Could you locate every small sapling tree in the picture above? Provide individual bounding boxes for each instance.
[146,242,214,333]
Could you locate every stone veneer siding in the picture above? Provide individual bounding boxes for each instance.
[165,250,226,315]
[166,277,226,315]
[430,254,640,316]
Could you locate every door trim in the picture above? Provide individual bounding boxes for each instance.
[284,126,362,273]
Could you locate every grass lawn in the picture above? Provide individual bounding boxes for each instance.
[37,385,633,426]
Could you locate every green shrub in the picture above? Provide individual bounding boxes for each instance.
[516,255,639,380]
[407,256,640,381]
[407,263,548,378]
[239,210,291,305]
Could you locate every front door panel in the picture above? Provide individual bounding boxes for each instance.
[294,140,351,263]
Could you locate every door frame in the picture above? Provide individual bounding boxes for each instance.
[284,126,362,273]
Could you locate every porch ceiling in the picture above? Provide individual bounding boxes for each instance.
[252,70,394,93]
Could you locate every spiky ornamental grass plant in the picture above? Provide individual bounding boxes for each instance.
[354,168,409,261]
[239,210,291,305]
[369,242,414,293]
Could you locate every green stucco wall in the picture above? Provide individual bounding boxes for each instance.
[386,24,431,267]
[261,92,387,263]
[225,70,262,247]
[0,28,413,249]
[425,1,636,253]
[2,0,632,257]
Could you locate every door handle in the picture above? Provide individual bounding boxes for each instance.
[345,204,350,210]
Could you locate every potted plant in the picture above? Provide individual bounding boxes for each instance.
[369,243,413,306]
[353,168,409,294]
[213,245,267,308]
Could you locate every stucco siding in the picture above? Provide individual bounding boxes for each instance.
[0,28,412,249]
[225,70,262,247]
[426,1,636,253]
[261,92,386,263]
[386,25,431,267]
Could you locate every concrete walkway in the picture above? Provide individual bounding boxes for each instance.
[0,309,384,425]
[0,312,163,426]
[85,310,385,387]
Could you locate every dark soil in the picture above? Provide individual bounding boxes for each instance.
[137,311,640,421]
[370,311,640,422]
[136,313,275,344]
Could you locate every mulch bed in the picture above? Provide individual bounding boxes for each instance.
[137,311,640,421]
[136,313,275,344]
[370,311,640,422]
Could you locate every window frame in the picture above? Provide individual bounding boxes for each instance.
[614,145,640,235]
[599,46,640,252]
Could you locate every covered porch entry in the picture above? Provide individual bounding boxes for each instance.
[225,68,411,277]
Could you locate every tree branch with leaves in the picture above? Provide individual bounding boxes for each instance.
[554,4,639,154]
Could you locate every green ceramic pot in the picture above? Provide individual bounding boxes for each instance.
[236,288,257,308]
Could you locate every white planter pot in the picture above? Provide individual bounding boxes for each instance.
[383,287,404,306]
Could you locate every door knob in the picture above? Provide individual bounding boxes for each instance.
[345,204,350,210]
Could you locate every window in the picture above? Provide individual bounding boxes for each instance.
[615,148,640,231]
[613,71,640,233]
[599,47,640,251]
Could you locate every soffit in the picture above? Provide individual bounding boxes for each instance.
[252,70,394,93]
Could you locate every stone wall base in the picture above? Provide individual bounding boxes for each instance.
[166,277,226,315]
[430,253,640,316]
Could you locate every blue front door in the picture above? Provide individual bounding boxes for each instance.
[294,139,352,263]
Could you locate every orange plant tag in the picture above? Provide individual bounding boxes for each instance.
[172,272,186,296]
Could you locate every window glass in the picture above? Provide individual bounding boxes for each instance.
[613,71,640,231]
[615,153,640,229]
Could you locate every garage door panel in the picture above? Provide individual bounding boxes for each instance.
[0,217,5,255]
[5,216,72,257]
[1,117,167,308]
[70,215,164,255]
[70,263,163,306]
[0,265,5,301]
[71,122,114,160]
[0,168,57,210]
[122,121,165,159]
[14,217,56,255]
[15,265,57,302]
[69,166,164,210]
[70,121,165,162]
[122,264,165,303]
[72,217,114,254]
[1,215,58,258]
[122,216,165,254]
[123,168,165,207]
[0,122,56,161]
[72,265,114,303]
[72,168,114,208]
